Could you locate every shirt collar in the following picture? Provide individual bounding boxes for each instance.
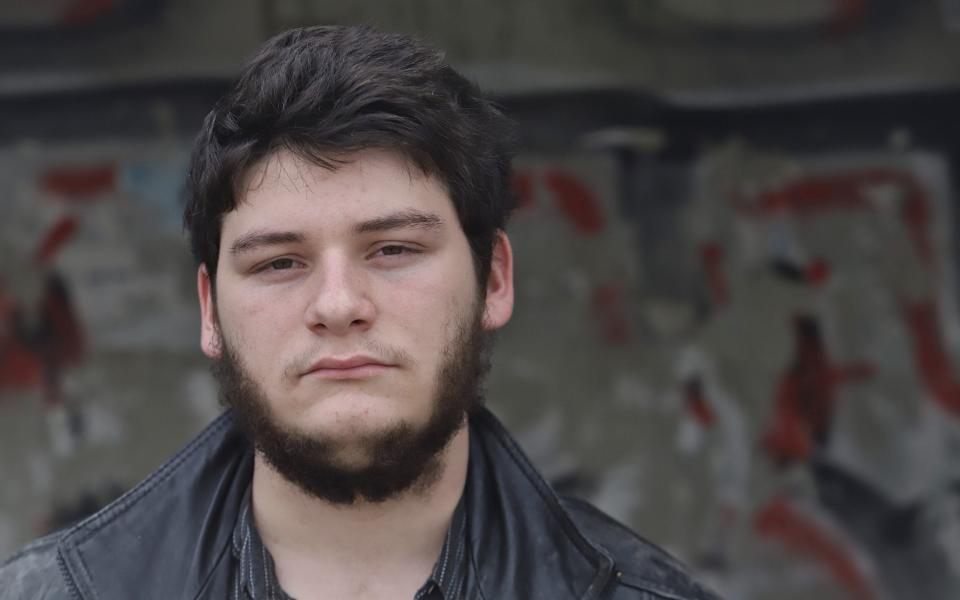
[231,484,291,600]
[230,482,468,600]
[419,490,468,599]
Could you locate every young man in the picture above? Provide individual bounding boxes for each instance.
[0,26,720,600]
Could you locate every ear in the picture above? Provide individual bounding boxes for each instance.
[197,264,223,358]
[482,231,514,331]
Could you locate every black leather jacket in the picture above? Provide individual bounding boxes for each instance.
[0,408,721,599]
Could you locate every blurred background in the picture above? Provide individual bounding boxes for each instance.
[2,1,960,599]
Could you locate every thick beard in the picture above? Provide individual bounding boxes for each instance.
[211,306,490,505]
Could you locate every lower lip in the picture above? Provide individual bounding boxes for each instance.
[304,364,394,380]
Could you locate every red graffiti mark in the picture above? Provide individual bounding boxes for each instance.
[731,169,933,267]
[754,495,877,600]
[511,171,536,212]
[901,191,933,267]
[762,315,873,466]
[41,164,116,198]
[543,170,605,235]
[902,300,960,416]
[684,378,716,427]
[0,286,43,389]
[0,218,86,405]
[591,282,633,345]
[731,176,865,215]
[806,258,831,287]
[0,276,85,405]
[34,217,79,266]
[828,0,867,35]
[41,275,85,370]
[1,284,39,387]
[61,0,118,27]
[0,342,43,388]
[699,242,728,305]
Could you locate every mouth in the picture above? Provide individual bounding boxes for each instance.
[301,356,395,380]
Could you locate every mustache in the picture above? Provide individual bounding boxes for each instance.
[281,339,414,379]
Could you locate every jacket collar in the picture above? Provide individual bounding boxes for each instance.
[465,408,615,600]
[56,408,614,600]
[57,412,251,600]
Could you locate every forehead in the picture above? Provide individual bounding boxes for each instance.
[230,149,450,222]
[219,149,458,244]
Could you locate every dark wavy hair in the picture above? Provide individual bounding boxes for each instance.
[183,25,516,285]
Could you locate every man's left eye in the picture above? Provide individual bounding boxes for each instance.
[375,245,418,257]
[266,258,297,270]
[254,258,299,273]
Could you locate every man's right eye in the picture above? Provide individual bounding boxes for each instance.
[268,258,295,270]
[256,258,298,272]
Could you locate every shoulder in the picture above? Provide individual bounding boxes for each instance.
[0,532,70,600]
[560,496,723,600]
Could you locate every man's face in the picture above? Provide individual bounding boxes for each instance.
[197,149,513,503]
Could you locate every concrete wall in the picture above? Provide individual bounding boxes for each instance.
[3,2,960,599]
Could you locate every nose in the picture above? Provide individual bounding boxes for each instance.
[303,255,375,336]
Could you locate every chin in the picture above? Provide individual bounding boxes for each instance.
[292,393,428,436]
[315,443,383,472]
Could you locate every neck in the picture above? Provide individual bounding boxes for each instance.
[250,424,470,599]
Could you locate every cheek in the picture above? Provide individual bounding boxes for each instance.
[384,273,475,352]
[383,263,473,314]
[218,289,300,358]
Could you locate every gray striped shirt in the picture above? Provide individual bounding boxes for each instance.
[229,485,467,600]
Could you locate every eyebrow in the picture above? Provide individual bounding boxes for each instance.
[229,230,305,255]
[228,211,444,256]
[355,210,444,234]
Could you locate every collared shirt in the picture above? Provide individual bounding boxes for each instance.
[229,484,468,600]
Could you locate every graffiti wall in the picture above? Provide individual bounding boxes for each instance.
[0,141,217,553]
[486,144,960,600]
[4,1,960,598]
[2,111,960,600]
